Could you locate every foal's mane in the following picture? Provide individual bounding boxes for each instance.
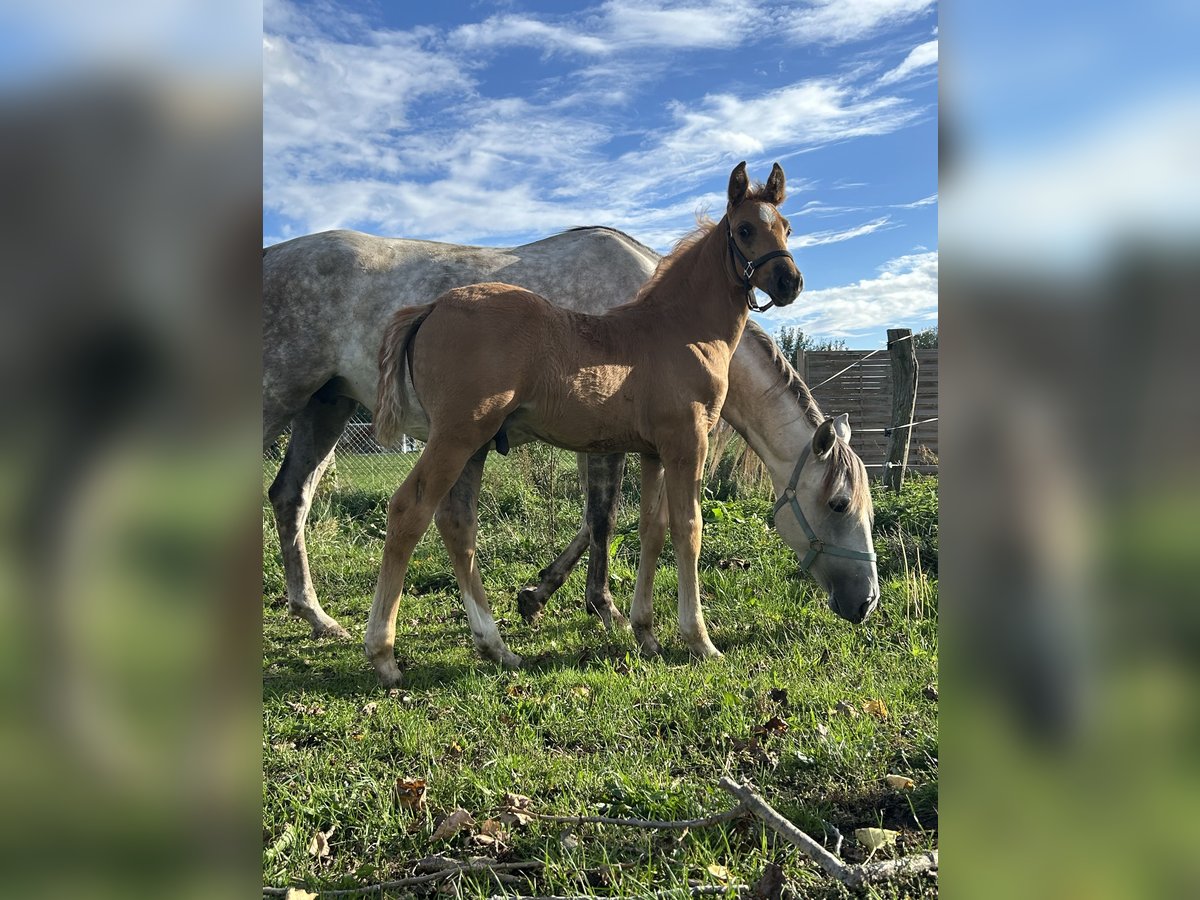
[742,321,872,516]
[631,177,786,304]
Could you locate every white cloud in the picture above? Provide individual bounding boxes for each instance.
[763,251,938,337]
[794,216,893,247]
[263,0,933,246]
[602,0,758,49]
[878,39,938,86]
[784,0,936,46]
[452,14,611,55]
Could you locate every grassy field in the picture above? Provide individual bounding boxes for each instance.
[263,446,938,898]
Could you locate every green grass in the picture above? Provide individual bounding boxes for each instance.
[263,448,938,898]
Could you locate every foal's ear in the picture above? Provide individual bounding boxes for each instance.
[763,162,787,205]
[832,412,851,443]
[813,418,837,459]
[727,161,749,208]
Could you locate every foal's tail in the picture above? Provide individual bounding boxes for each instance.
[374,302,437,448]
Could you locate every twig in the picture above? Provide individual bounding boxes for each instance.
[525,805,745,829]
[486,887,749,900]
[262,859,545,896]
[718,777,937,889]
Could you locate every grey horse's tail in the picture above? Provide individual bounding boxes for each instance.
[374,302,436,447]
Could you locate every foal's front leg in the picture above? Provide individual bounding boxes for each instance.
[630,454,668,656]
[435,450,521,668]
[663,448,721,660]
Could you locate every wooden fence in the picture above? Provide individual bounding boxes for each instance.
[796,348,938,474]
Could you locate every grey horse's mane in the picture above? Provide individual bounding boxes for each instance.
[741,321,871,515]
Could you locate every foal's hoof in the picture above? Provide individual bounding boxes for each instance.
[517,586,545,624]
[312,620,352,641]
[634,628,661,658]
[690,642,724,661]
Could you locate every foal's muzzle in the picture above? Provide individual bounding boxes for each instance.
[768,264,803,307]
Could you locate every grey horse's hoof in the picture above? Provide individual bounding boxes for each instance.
[517,586,545,624]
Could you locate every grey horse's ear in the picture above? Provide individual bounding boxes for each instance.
[813,417,837,459]
[763,162,786,205]
[832,412,851,444]
[727,161,749,208]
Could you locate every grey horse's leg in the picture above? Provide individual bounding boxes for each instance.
[584,453,628,630]
[517,452,626,625]
[267,390,357,638]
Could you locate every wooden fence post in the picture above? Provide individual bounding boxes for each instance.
[884,328,918,492]
[794,347,807,382]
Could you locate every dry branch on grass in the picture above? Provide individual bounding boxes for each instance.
[524,806,746,829]
[718,777,938,889]
[264,781,935,897]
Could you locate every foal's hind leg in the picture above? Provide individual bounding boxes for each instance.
[436,450,521,668]
[583,453,628,630]
[267,391,357,639]
[364,437,481,686]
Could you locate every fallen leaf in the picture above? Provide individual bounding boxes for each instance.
[923,684,939,703]
[707,863,730,881]
[480,819,507,838]
[468,833,496,848]
[499,792,535,827]
[754,716,789,737]
[854,827,900,851]
[885,774,915,790]
[431,807,474,842]
[359,701,377,716]
[307,824,335,860]
[445,741,464,757]
[833,700,859,718]
[559,831,580,851]
[505,683,527,697]
[862,698,890,719]
[814,723,829,739]
[572,685,592,699]
[286,699,326,717]
[394,777,427,810]
[285,890,318,900]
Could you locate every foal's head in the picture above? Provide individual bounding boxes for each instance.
[726,161,803,308]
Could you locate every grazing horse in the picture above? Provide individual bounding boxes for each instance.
[365,162,801,685]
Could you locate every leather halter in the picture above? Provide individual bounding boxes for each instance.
[727,217,795,313]
[773,442,878,572]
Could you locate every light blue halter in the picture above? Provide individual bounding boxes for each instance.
[773,443,878,572]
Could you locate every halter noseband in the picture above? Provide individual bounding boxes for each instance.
[773,442,878,572]
[727,218,795,313]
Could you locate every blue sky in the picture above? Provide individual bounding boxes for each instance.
[264,0,938,348]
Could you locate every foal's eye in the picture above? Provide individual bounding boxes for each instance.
[737,225,752,239]
[828,497,849,513]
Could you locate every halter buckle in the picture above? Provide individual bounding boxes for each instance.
[743,260,755,281]
[809,538,825,553]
